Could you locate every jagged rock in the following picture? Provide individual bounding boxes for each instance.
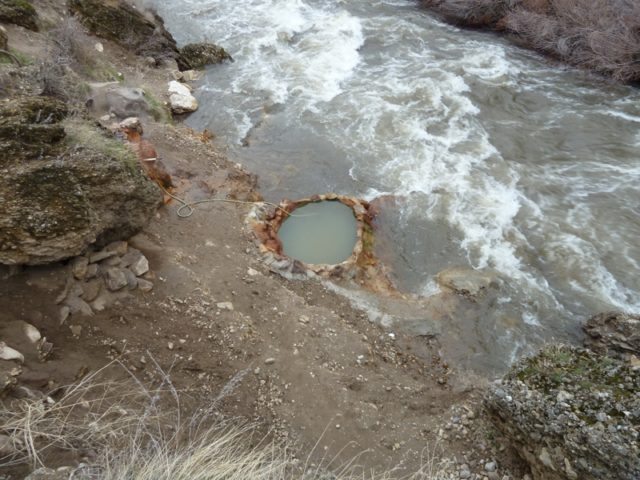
[0,25,8,49]
[123,267,137,289]
[583,311,640,360]
[105,240,128,255]
[69,0,178,61]
[0,101,161,265]
[85,263,99,279]
[129,254,149,276]
[486,344,640,480]
[177,42,232,71]
[436,266,499,298]
[104,267,127,291]
[0,0,38,31]
[167,80,198,114]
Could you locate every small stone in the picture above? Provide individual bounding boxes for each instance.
[69,325,82,337]
[264,357,275,365]
[104,267,128,291]
[217,302,234,311]
[95,42,104,53]
[0,342,24,363]
[247,268,259,276]
[65,296,94,317]
[167,342,174,350]
[123,268,138,290]
[105,240,128,256]
[137,278,153,292]
[60,306,71,324]
[70,256,89,280]
[89,250,117,264]
[81,279,102,302]
[485,462,497,472]
[85,263,99,279]
[299,315,309,324]
[129,255,149,276]
[22,322,41,343]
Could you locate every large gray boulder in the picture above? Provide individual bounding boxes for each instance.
[485,344,640,480]
[0,95,161,265]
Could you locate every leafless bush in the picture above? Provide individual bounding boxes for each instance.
[421,0,640,81]
[506,0,640,81]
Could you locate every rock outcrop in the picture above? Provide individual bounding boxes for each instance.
[68,0,179,63]
[0,95,161,265]
[486,343,640,480]
[0,0,38,31]
[583,311,640,360]
[176,42,232,71]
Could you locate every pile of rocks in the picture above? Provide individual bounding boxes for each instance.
[58,240,153,323]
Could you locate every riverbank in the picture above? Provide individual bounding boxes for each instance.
[0,1,527,478]
[420,0,640,83]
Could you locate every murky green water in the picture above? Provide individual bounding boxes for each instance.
[278,201,357,265]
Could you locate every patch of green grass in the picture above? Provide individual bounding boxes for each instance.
[0,48,33,66]
[63,117,138,174]
[143,88,171,123]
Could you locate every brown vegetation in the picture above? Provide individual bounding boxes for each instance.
[421,0,640,82]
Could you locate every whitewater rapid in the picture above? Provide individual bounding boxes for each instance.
[147,0,640,371]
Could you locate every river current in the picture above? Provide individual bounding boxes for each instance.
[148,0,640,372]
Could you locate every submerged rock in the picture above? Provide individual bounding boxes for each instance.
[68,0,178,62]
[177,42,232,71]
[436,266,499,298]
[0,97,161,265]
[0,0,38,31]
[486,344,640,480]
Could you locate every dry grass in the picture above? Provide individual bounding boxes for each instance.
[0,361,456,479]
[421,0,640,82]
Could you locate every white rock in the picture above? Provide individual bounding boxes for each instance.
[168,81,198,114]
[0,342,24,363]
[22,322,41,343]
[129,255,149,277]
[94,42,104,53]
[216,302,234,311]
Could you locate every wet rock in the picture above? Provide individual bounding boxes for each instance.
[0,109,161,265]
[436,267,499,298]
[177,42,232,71]
[104,267,127,291]
[0,25,8,49]
[69,0,179,62]
[70,256,89,279]
[486,344,640,480]
[0,0,39,31]
[167,80,198,114]
[583,311,640,360]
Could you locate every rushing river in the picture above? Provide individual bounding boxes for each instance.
[148,0,640,372]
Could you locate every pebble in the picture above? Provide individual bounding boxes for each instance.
[299,315,310,324]
[137,278,154,292]
[264,357,275,365]
[217,302,234,311]
[485,461,497,472]
[70,325,82,337]
[247,268,259,276]
[22,322,41,343]
[167,342,174,350]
